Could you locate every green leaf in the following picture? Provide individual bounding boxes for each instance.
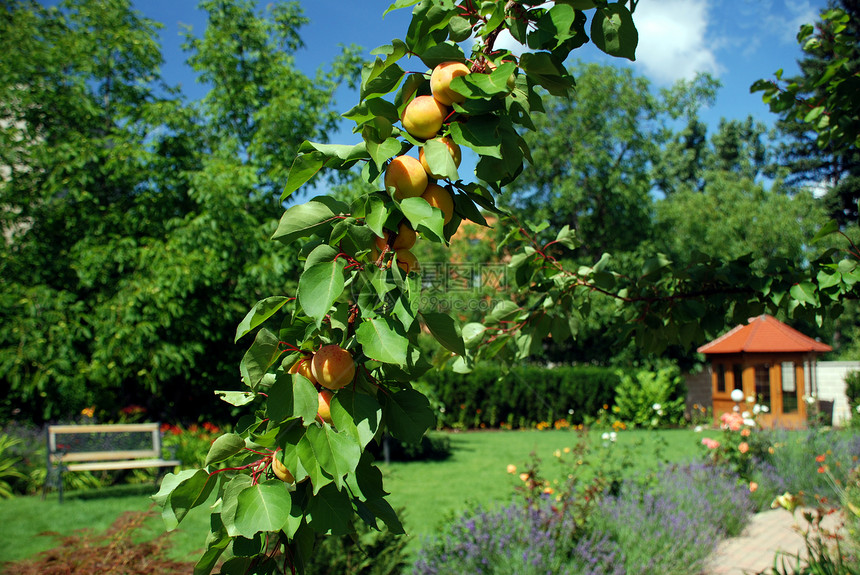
[811,219,840,244]
[266,373,295,424]
[422,137,460,181]
[462,322,485,349]
[421,311,465,355]
[384,389,435,444]
[448,15,472,42]
[205,433,246,466]
[591,3,638,61]
[232,482,293,539]
[790,282,818,306]
[303,424,361,491]
[527,4,579,50]
[293,372,320,425]
[332,389,382,448]
[519,52,575,97]
[361,62,406,100]
[240,328,281,390]
[356,318,410,366]
[399,197,446,242]
[418,41,466,68]
[306,484,353,536]
[272,201,336,245]
[367,136,405,172]
[165,469,216,531]
[235,296,290,343]
[448,115,503,159]
[449,62,516,98]
[298,259,347,328]
[281,152,324,202]
[214,390,256,406]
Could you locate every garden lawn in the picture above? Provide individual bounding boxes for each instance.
[0,484,212,565]
[380,428,701,544]
[0,428,701,566]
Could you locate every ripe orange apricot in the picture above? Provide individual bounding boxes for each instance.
[271,452,295,483]
[311,344,356,390]
[421,183,455,224]
[288,356,317,384]
[430,61,470,106]
[317,390,334,424]
[384,155,428,200]
[374,221,417,251]
[394,249,420,274]
[401,95,447,140]
[419,136,462,178]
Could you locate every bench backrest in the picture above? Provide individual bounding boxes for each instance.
[47,423,165,464]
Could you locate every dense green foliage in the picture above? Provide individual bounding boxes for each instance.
[420,363,619,428]
[0,0,357,423]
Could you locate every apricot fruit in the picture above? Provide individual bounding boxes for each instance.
[401,95,447,140]
[419,136,462,178]
[311,344,356,390]
[394,249,420,274]
[421,183,455,224]
[430,61,470,106]
[317,390,334,424]
[288,356,317,384]
[271,452,295,483]
[384,155,428,200]
[374,221,417,251]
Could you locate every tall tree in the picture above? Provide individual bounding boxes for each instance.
[753,0,860,226]
[0,0,356,422]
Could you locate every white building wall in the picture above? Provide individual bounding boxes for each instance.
[814,361,860,425]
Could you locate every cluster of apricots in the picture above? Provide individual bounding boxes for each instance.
[272,343,356,483]
[378,61,469,273]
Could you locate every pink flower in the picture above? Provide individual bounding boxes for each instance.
[741,428,751,437]
[738,442,749,454]
[720,412,743,431]
[701,437,721,450]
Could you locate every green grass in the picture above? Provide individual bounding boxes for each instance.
[0,429,702,565]
[381,428,701,546]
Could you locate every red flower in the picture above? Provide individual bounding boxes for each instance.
[815,454,826,463]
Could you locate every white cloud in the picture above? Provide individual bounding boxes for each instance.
[633,0,722,84]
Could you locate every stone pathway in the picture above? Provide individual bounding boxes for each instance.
[704,507,844,575]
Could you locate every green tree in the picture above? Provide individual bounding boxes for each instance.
[753,0,860,226]
[0,0,356,422]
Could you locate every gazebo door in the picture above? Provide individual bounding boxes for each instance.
[749,361,806,428]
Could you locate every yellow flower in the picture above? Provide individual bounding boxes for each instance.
[81,407,95,418]
[506,464,517,474]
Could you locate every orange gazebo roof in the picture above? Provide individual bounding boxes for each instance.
[697,315,832,355]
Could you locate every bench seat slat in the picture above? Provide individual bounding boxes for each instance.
[51,449,160,463]
[49,423,159,434]
[65,459,181,472]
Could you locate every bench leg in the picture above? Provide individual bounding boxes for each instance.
[58,467,64,504]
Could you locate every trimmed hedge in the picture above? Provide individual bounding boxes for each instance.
[420,364,621,429]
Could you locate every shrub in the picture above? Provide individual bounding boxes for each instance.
[304,522,409,575]
[365,432,451,463]
[589,464,754,575]
[420,363,620,429]
[412,499,583,575]
[613,366,687,428]
[752,428,860,504]
[846,370,860,427]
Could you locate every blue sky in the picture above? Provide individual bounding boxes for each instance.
[134,0,826,136]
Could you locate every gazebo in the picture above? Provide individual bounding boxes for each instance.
[698,315,832,428]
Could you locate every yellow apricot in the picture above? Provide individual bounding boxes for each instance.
[394,249,420,274]
[384,155,428,200]
[374,221,417,251]
[311,344,356,390]
[288,356,317,384]
[401,95,447,140]
[421,183,455,224]
[430,61,470,106]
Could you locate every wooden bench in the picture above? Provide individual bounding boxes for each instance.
[45,422,181,502]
